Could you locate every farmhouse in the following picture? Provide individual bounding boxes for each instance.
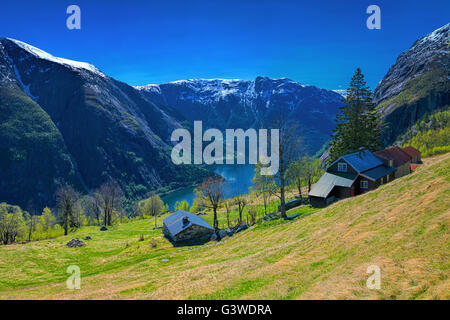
[374,146,412,178]
[309,146,422,207]
[163,210,214,245]
[309,149,396,207]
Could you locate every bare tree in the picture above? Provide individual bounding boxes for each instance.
[248,206,257,225]
[253,161,278,216]
[195,176,224,231]
[272,117,301,218]
[82,194,102,225]
[55,185,80,235]
[234,195,247,223]
[223,199,232,228]
[97,180,123,227]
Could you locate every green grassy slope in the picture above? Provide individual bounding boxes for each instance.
[0,153,448,300]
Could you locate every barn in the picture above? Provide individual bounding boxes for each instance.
[163,210,214,245]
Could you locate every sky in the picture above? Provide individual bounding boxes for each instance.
[0,0,448,90]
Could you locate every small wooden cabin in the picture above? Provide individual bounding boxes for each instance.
[163,210,214,245]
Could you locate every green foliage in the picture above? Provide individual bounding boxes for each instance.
[174,200,190,212]
[287,156,323,195]
[400,108,450,157]
[0,203,26,244]
[329,68,382,163]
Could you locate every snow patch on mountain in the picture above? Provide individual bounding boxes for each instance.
[5,38,106,77]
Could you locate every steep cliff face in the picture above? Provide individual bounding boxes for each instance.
[0,38,211,208]
[136,77,344,155]
[374,23,449,145]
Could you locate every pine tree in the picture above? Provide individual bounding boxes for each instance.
[329,68,382,163]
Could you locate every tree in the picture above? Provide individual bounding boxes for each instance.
[174,200,190,212]
[25,200,39,241]
[81,195,102,225]
[329,68,382,163]
[55,185,80,236]
[97,180,123,227]
[223,199,232,228]
[248,207,257,226]
[288,156,324,195]
[40,207,56,231]
[234,195,247,223]
[270,116,301,218]
[287,160,305,197]
[253,160,278,216]
[143,193,165,228]
[195,176,224,231]
[0,203,26,245]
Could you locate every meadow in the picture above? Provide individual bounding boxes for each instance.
[0,153,448,299]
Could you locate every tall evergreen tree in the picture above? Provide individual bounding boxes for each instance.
[329,68,382,163]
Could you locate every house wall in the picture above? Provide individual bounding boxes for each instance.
[394,162,411,178]
[174,224,213,244]
[335,186,351,199]
[309,196,328,208]
[354,176,378,195]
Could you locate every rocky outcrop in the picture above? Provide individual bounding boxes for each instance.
[374,23,450,145]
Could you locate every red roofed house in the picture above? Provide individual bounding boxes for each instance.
[374,146,412,178]
[402,146,422,163]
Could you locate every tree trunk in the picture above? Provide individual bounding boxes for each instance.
[279,152,287,218]
[213,207,218,230]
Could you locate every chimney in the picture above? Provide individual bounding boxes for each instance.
[182,216,189,226]
[358,147,366,157]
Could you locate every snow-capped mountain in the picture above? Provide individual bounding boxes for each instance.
[373,23,449,144]
[374,23,448,105]
[0,38,211,208]
[136,77,344,155]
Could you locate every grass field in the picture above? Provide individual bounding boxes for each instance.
[0,153,449,300]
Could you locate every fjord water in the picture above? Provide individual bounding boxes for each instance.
[162,164,255,210]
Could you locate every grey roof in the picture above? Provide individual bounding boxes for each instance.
[328,150,383,173]
[163,210,213,237]
[360,165,396,181]
[309,172,357,198]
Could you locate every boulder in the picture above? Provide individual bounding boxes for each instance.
[100,226,108,231]
[218,229,228,239]
[83,236,92,240]
[66,238,85,248]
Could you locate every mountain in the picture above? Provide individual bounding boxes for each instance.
[0,38,211,209]
[374,23,450,145]
[136,77,344,155]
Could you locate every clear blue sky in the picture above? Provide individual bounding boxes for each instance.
[1,0,448,89]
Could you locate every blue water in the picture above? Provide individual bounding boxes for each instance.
[162,164,255,210]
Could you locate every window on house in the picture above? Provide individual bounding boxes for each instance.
[337,162,347,172]
[360,180,369,189]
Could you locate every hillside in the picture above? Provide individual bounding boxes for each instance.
[0,38,212,208]
[0,153,448,300]
[374,23,449,145]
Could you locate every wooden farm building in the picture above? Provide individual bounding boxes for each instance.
[374,146,412,178]
[309,147,421,207]
[163,210,214,245]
